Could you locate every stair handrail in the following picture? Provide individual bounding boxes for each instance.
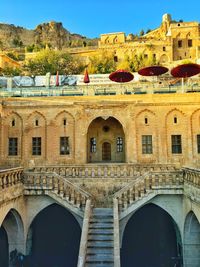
[113,198,121,267]
[113,172,149,199]
[77,199,91,267]
[23,171,92,208]
[0,167,23,189]
[113,170,183,209]
[183,167,200,187]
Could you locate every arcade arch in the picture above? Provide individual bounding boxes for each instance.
[184,211,200,267]
[121,204,182,267]
[26,203,81,267]
[87,116,125,163]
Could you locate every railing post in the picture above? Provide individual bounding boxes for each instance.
[113,198,121,267]
[77,199,91,267]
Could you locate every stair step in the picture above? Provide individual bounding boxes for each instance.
[86,254,114,262]
[88,234,113,241]
[85,263,113,267]
[90,218,113,223]
[89,229,113,234]
[87,248,113,254]
[89,223,113,229]
[87,241,113,248]
[93,208,113,215]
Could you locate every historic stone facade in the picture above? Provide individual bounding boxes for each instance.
[1,93,200,267]
[1,93,200,168]
[98,14,200,65]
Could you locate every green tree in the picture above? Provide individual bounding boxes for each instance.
[0,66,22,76]
[23,49,85,75]
[128,52,157,72]
[88,51,116,74]
[139,29,145,36]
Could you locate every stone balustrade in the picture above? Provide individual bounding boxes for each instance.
[23,171,91,208]
[1,165,200,211]
[0,167,23,189]
[183,167,200,187]
[113,170,183,210]
[32,164,179,179]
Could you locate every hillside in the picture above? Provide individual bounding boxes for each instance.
[0,21,97,50]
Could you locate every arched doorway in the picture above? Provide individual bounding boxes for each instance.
[87,116,125,162]
[27,204,81,267]
[0,226,8,267]
[121,204,182,267]
[184,211,200,267]
[102,142,111,161]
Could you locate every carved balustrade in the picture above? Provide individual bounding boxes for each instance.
[113,171,183,210]
[0,167,23,189]
[23,171,91,208]
[183,167,200,187]
[32,164,179,179]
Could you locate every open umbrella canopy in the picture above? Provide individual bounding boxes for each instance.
[138,66,169,76]
[83,69,90,83]
[171,63,200,78]
[109,69,134,83]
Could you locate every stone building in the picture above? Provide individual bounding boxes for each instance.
[0,91,200,267]
[98,13,200,65]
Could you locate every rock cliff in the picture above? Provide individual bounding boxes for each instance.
[0,21,94,50]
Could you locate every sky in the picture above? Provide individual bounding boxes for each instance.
[0,0,199,38]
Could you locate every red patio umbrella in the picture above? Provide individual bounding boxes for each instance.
[56,71,59,86]
[83,68,90,84]
[109,69,134,83]
[171,63,200,78]
[171,63,200,93]
[138,65,168,76]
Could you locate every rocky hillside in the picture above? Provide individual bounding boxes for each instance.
[0,21,97,50]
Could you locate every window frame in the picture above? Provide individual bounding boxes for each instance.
[8,137,18,156]
[60,136,70,155]
[142,135,153,154]
[171,135,182,154]
[117,137,123,152]
[32,137,42,156]
[90,137,96,153]
[197,135,200,154]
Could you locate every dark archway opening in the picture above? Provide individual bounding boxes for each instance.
[0,226,9,267]
[121,204,182,267]
[29,204,81,267]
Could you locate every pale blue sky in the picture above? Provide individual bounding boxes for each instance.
[0,0,199,38]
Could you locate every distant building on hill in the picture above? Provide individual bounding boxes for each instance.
[98,14,200,65]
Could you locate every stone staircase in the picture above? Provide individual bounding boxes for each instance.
[85,208,114,267]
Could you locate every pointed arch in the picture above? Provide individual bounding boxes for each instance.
[1,208,25,255]
[54,110,75,125]
[184,211,200,267]
[27,110,47,123]
[121,203,182,267]
[26,203,81,267]
[87,116,125,163]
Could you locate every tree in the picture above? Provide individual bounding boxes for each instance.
[127,52,157,72]
[23,49,86,75]
[139,29,145,36]
[0,66,22,76]
[88,51,116,74]
[146,29,151,34]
